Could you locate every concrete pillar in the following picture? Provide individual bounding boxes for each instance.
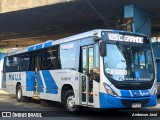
[124,5,151,38]
[0,53,6,89]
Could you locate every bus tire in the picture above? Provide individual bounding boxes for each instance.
[16,86,26,102]
[26,97,32,102]
[64,90,80,114]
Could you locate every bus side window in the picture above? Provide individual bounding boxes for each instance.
[4,57,10,72]
[20,53,31,71]
[5,56,20,72]
[42,46,59,70]
[60,41,79,70]
[12,56,21,72]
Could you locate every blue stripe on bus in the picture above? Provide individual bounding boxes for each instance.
[120,90,131,97]
[42,70,58,94]
[44,41,52,48]
[130,90,141,97]
[99,92,156,108]
[120,90,150,97]
[141,90,150,96]
[99,92,119,108]
[37,71,44,93]
[28,46,34,52]
[35,44,43,50]
[26,71,35,91]
[26,71,44,92]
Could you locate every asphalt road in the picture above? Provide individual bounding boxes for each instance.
[0,91,160,120]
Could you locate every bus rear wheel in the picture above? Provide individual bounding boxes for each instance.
[64,90,80,114]
[16,86,26,102]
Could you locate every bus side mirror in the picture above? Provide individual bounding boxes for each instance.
[99,41,106,57]
[90,68,100,83]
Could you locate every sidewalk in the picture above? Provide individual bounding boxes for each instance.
[0,89,9,94]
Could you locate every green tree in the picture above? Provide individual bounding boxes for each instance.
[0,48,7,53]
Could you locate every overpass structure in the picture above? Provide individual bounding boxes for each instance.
[0,0,159,48]
[0,0,159,90]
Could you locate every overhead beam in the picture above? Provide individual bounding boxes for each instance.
[0,32,76,48]
[124,5,151,37]
[0,0,67,13]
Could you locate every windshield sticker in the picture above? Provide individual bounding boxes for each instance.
[135,71,140,78]
[105,68,127,75]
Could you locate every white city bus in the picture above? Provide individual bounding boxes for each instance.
[2,29,157,113]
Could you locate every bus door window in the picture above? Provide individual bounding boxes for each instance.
[81,48,87,103]
[34,55,41,71]
[81,45,94,105]
[88,47,94,103]
[33,52,42,96]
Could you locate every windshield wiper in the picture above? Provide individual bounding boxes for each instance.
[121,60,126,62]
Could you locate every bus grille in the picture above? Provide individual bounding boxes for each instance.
[121,99,150,107]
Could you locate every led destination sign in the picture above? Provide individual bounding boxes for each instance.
[108,33,144,43]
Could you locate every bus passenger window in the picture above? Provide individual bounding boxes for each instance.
[20,54,30,71]
[5,56,20,72]
[60,41,79,69]
[42,46,58,70]
[4,57,10,72]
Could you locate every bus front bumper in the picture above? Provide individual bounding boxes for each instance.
[99,92,157,108]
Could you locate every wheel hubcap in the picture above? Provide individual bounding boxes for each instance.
[67,95,76,111]
[17,89,21,99]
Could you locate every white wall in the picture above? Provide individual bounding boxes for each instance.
[0,53,7,89]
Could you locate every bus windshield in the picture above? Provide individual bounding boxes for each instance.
[104,43,154,82]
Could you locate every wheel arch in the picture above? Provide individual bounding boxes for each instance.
[61,84,74,103]
[16,82,21,94]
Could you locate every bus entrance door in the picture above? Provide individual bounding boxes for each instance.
[33,53,42,97]
[81,46,94,106]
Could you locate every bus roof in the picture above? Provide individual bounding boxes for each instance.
[7,29,147,56]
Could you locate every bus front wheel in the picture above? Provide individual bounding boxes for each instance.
[64,90,80,114]
[16,86,26,102]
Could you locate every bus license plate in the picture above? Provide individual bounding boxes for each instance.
[132,103,141,108]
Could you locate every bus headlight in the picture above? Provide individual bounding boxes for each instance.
[151,86,157,96]
[103,82,117,96]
